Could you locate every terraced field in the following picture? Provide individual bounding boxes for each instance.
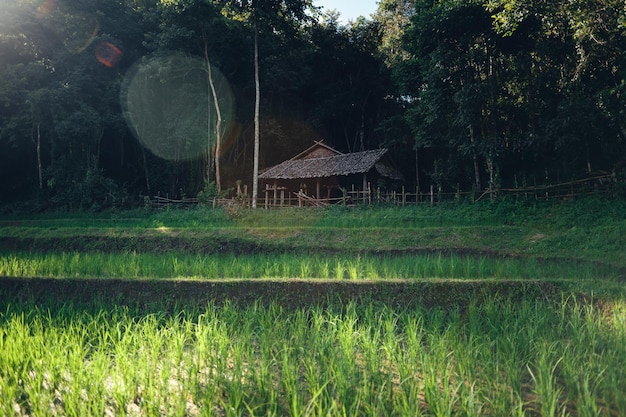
[1,200,625,415]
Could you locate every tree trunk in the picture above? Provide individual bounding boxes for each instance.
[487,156,495,199]
[469,125,481,191]
[204,40,223,193]
[252,23,260,208]
[358,92,371,152]
[141,147,151,195]
[415,146,420,192]
[34,123,43,190]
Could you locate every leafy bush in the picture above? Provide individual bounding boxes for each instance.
[197,181,233,205]
[47,166,128,211]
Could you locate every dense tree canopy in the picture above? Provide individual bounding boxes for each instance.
[0,0,624,210]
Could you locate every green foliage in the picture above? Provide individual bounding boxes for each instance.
[3,196,626,268]
[2,0,624,207]
[0,297,625,415]
[2,251,620,284]
[47,166,129,212]
[196,181,220,205]
[398,0,626,190]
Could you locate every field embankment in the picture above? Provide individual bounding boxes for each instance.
[1,198,625,300]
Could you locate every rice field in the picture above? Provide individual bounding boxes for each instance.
[1,202,625,416]
[0,251,620,282]
[1,296,625,417]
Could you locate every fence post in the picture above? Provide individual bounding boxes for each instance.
[430,185,434,205]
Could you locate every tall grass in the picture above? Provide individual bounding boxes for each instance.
[0,207,236,230]
[3,198,626,268]
[317,197,626,229]
[0,251,620,281]
[4,196,626,230]
[0,297,625,416]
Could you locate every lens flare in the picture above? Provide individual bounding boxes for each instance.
[121,54,235,161]
[35,0,100,54]
[36,0,55,17]
[95,41,123,68]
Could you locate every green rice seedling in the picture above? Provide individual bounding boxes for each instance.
[346,256,361,280]
[364,259,380,280]
[477,257,488,279]
[262,256,281,278]
[569,370,605,417]
[421,356,461,417]
[447,255,460,279]
[435,253,445,278]
[318,258,330,279]
[300,259,312,279]
[0,255,18,276]
[278,343,305,416]
[457,381,483,417]
[528,342,566,417]
[1,250,623,281]
[392,374,423,417]
[463,256,475,279]
[334,259,345,280]
[280,257,294,278]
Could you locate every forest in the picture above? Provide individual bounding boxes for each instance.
[0,0,624,211]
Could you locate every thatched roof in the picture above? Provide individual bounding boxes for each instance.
[260,148,402,180]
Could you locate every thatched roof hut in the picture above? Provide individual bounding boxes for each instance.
[259,141,403,203]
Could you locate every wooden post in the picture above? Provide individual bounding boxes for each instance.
[264,184,269,209]
[430,185,434,205]
[316,178,321,201]
[402,186,406,206]
[545,168,550,201]
[273,181,278,206]
[362,175,368,204]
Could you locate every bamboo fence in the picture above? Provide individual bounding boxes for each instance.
[152,174,616,209]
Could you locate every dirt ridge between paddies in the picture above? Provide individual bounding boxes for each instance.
[0,276,567,311]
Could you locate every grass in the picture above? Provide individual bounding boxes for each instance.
[0,251,622,283]
[0,297,625,416]
[2,197,625,267]
[1,197,625,415]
